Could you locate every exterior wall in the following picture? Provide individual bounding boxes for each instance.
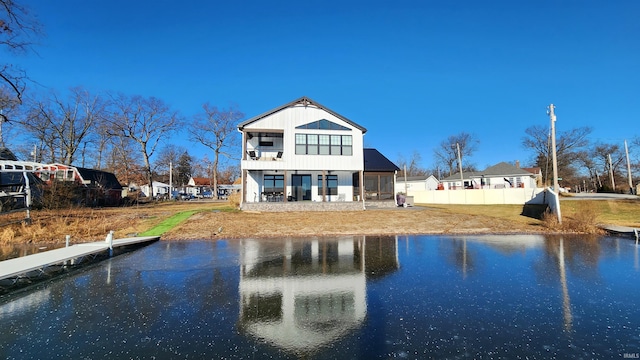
[395,177,439,193]
[442,175,536,190]
[245,170,355,203]
[410,187,545,205]
[241,105,364,172]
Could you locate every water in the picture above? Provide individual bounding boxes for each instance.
[1,235,639,359]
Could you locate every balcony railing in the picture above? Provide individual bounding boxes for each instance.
[246,149,283,161]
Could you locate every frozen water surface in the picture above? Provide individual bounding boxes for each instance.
[1,235,639,359]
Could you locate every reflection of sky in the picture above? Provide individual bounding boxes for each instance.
[0,235,639,359]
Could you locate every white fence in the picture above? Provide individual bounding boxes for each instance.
[409,188,545,205]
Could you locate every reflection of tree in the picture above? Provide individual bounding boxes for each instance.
[441,237,476,278]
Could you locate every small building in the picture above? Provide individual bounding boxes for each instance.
[395,175,440,194]
[441,162,538,190]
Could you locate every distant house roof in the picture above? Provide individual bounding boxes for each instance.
[364,148,400,172]
[522,167,542,176]
[441,171,479,182]
[76,167,123,190]
[190,177,211,186]
[238,96,367,133]
[481,162,535,177]
[441,162,535,182]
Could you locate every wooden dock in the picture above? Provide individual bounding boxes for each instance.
[0,236,160,283]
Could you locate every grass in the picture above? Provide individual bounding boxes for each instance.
[139,210,198,236]
[561,199,640,228]
[422,204,542,226]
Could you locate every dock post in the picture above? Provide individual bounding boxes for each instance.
[634,229,638,245]
[106,230,114,256]
[65,235,70,248]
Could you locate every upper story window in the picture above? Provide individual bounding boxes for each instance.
[295,134,352,156]
[296,119,351,131]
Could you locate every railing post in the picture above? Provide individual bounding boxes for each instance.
[105,230,114,256]
[65,235,70,248]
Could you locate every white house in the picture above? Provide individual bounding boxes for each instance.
[395,175,440,194]
[139,181,171,198]
[238,96,398,207]
[440,162,538,190]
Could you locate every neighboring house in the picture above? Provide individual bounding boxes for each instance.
[395,175,440,194]
[441,162,537,190]
[35,163,123,206]
[139,181,171,198]
[522,166,543,187]
[238,96,398,206]
[187,177,211,197]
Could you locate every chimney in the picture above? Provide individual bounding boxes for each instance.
[515,160,520,168]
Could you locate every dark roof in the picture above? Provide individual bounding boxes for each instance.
[364,148,400,172]
[441,162,535,182]
[238,96,367,133]
[441,171,479,182]
[76,167,123,190]
[0,147,18,161]
[481,162,535,177]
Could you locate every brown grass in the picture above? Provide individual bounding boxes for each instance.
[1,198,635,245]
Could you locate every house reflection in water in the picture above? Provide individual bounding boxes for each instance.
[238,235,399,354]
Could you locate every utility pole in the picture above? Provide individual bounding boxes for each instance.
[548,104,561,223]
[549,104,560,193]
[624,140,633,194]
[456,142,463,189]
[608,154,615,190]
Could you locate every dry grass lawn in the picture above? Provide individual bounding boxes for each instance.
[1,198,636,245]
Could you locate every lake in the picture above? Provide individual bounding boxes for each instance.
[1,235,639,359]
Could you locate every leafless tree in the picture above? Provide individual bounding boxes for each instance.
[107,94,181,198]
[1,0,42,103]
[433,132,479,176]
[397,150,428,177]
[20,87,105,164]
[522,125,591,185]
[189,103,243,198]
[156,143,187,176]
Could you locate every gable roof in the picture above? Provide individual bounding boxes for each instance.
[364,148,400,172]
[440,171,479,182]
[190,177,211,186]
[441,162,535,182]
[76,167,123,190]
[480,162,535,177]
[238,96,367,133]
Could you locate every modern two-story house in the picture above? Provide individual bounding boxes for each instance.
[238,96,398,210]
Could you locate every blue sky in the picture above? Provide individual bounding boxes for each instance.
[7,0,640,170]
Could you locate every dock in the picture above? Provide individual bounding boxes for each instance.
[601,224,639,242]
[0,236,160,284]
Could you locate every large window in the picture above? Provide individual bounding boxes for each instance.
[263,174,284,193]
[295,134,352,156]
[318,175,338,196]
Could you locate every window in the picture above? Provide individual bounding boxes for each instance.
[318,175,338,195]
[264,175,284,193]
[296,119,351,131]
[295,134,353,156]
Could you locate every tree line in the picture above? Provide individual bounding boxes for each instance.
[398,128,640,193]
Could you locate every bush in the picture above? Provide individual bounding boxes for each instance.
[542,202,602,234]
[227,192,241,208]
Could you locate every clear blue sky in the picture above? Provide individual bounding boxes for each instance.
[9,0,640,170]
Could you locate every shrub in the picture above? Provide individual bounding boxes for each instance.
[227,192,241,208]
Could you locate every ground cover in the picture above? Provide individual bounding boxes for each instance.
[0,198,636,245]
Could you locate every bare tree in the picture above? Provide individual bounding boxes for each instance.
[107,94,181,198]
[189,103,243,198]
[156,143,187,176]
[104,135,144,186]
[20,87,105,164]
[522,125,591,185]
[433,132,479,176]
[1,0,42,103]
[397,150,428,177]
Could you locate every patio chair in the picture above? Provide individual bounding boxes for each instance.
[247,150,258,160]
